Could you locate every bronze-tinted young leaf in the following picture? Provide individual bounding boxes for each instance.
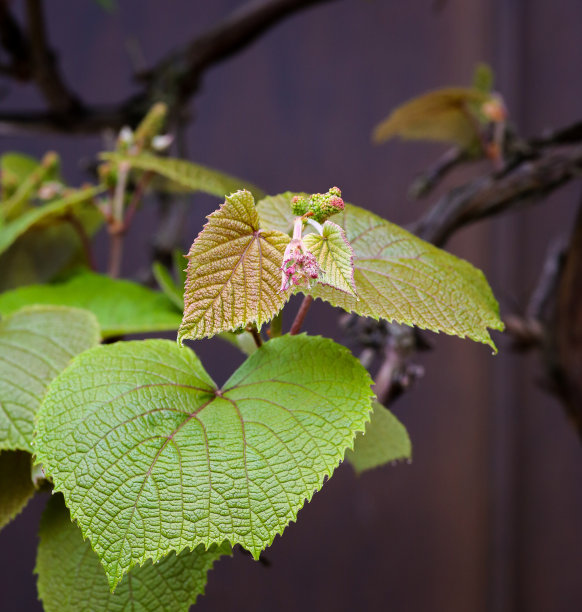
[179,190,291,342]
[305,203,503,351]
[303,221,357,296]
[372,87,490,150]
[0,450,35,531]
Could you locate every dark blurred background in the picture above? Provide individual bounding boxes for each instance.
[1,1,581,611]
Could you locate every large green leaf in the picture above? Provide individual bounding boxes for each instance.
[256,191,303,235]
[37,495,230,610]
[0,273,182,338]
[345,402,411,473]
[0,306,100,452]
[303,221,357,296]
[0,186,102,256]
[102,152,264,200]
[179,190,291,342]
[35,335,374,587]
[257,194,503,349]
[0,450,36,531]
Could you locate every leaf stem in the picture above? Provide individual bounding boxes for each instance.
[247,324,263,348]
[289,295,313,335]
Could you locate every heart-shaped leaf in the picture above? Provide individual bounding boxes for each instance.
[303,221,357,295]
[0,272,182,338]
[179,190,291,342]
[0,306,100,452]
[36,495,230,610]
[345,402,411,473]
[34,335,373,587]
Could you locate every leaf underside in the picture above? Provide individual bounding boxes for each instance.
[345,402,411,473]
[303,221,357,296]
[372,87,490,149]
[34,335,374,587]
[0,306,100,452]
[36,495,230,610]
[0,272,182,338]
[0,450,35,531]
[305,202,503,349]
[257,193,503,349]
[179,190,291,342]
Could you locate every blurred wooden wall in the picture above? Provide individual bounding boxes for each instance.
[0,1,580,611]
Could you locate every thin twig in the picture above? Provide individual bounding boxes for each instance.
[123,170,154,230]
[64,212,96,271]
[289,295,313,335]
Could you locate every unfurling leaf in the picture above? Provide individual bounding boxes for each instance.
[372,87,491,151]
[0,306,100,452]
[0,272,182,338]
[179,190,291,342]
[345,402,411,473]
[36,495,230,610]
[34,335,374,587]
[303,221,357,296]
[0,450,36,531]
[101,152,264,200]
[306,202,503,350]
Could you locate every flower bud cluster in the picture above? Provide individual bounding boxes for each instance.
[280,238,321,292]
[291,186,345,223]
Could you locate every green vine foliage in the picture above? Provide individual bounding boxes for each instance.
[0,107,503,610]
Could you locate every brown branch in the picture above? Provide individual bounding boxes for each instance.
[0,0,338,134]
[408,146,469,199]
[0,0,31,80]
[413,144,582,247]
[24,0,82,115]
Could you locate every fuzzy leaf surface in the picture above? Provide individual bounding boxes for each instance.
[36,495,230,611]
[305,203,503,350]
[102,152,264,200]
[179,190,290,342]
[303,221,357,295]
[0,450,35,531]
[256,192,303,235]
[0,272,181,338]
[0,306,100,452]
[34,335,374,587]
[345,402,411,473]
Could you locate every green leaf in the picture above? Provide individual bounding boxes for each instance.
[101,152,264,200]
[0,450,35,531]
[36,495,230,610]
[305,202,503,350]
[0,185,103,256]
[0,272,182,339]
[345,402,411,473]
[179,190,291,342]
[34,334,374,587]
[473,62,494,94]
[256,191,303,235]
[0,306,100,452]
[1,153,40,200]
[303,221,357,296]
[372,87,490,150]
[152,261,184,310]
